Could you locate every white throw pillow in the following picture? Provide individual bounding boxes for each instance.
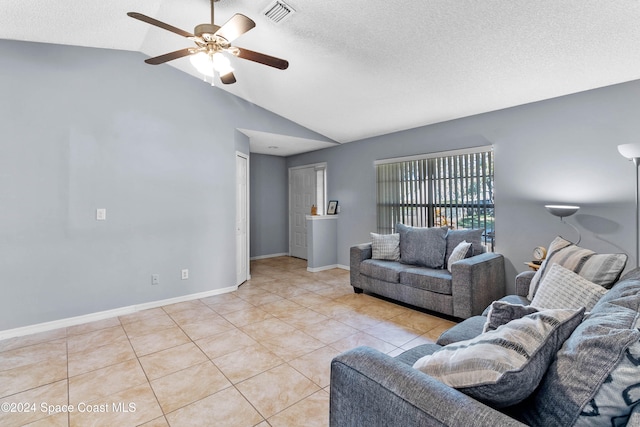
[370,232,400,261]
[447,240,472,272]
[527,236,627,300]
[531,263,607,311]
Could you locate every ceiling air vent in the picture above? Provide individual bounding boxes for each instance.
[263,0,295,24]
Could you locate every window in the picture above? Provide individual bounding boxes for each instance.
[376,146,495,250]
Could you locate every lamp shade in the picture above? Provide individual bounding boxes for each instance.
[189,52,234,78]
[190,52,216,77]
[618,143,640,160]
[545,205,580,218]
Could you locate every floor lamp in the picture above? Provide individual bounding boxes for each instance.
[618,143,640,268]
[545,205,581,244]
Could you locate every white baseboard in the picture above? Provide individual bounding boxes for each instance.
[337,264,350,271]
[0,285,238,341]
[307,264,339,272]
[250,252,289,260]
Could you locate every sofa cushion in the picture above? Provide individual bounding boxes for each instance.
[436,315,487,346]
[445,228,485,262]
[527,236,627,300]
[483,301,539,333]
[400,267,452,295]
[360,259,404,283]
[397,224,448,268]
[395,343,442,366]
[370,232,400,261]
[520,275,640,426]
[531,263,607,312]
[413,307,585,408]
[447,240,472,272]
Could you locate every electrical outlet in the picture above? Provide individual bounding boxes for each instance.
[181,269,189,280]
[96,208,106,221]
[151,274,160,285]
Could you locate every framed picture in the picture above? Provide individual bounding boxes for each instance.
[327,200,338,215]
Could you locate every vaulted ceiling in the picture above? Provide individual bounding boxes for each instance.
[2,0,640,155]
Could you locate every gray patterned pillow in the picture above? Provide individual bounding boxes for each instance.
[527,236,627,300]
[370,232,400,261]
[445,228,484,263]
[483,301,539,333]
[531,263,607,312]
[521,278,640,426]
[413,308,584,408]
[576,336,640,426]
[396,224,447,268]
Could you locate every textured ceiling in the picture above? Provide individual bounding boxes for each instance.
[2,0,640,155]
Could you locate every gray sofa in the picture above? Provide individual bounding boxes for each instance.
[331,268,640,427]
[350,242,505,319]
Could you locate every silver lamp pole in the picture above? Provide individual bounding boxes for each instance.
[617,144,640,268]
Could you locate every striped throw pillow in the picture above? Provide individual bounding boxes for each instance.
[413,307,585,407]
[527,236,627,300]
[531,263,607,311]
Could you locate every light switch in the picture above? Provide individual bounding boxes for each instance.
[96,208,106,221]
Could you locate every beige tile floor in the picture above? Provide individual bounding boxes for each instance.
[0,256,456,427]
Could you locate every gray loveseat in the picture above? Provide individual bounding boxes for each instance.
[331,268,640,427]
[350,226,506,319]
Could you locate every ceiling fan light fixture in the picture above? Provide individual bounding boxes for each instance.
[190,51,234,78]
[212,52,233,74]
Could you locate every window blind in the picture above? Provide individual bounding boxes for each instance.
[376,147,495,249]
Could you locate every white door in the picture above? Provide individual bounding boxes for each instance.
[289,166,317,259]
[236,153,249,285]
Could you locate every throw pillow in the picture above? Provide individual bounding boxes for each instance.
[413,308,585,408]
[483,301,539,333]
[445,228,485,263]
[530,263,608,312]
[520,277,640,426]
[370,232,400,261]
[575,337,640,426]
[527,236,627,300]
[396,224,448,268]
[446,240,472,272]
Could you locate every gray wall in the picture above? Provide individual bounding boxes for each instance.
[287,80,640,291]
[249,154,288,257]
[0,39,328,330]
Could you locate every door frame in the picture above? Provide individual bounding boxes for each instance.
[236,151,250,285]
[288,162,327,257]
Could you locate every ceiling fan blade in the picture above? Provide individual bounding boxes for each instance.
[145,48,194,65]
[235,48,289,70]
[220,71,237,85]
[127,12,195,38]
[215,14,256,43]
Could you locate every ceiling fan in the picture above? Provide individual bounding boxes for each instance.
[127,0,289,85]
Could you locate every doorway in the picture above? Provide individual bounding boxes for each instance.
[236,152,250,285]
[289,163,326,259]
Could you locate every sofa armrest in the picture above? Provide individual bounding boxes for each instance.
[330,346,526,427]
[451,252,506,319]
[350,243,372,287]
[515,271,535,297]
